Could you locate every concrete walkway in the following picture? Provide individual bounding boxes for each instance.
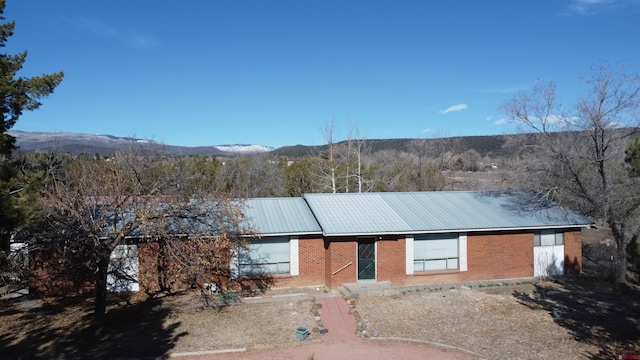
[316,295,358,342]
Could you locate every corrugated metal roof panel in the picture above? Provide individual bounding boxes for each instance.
[301,193,409,235]
[303,191,592,236]
[243,198,322,236]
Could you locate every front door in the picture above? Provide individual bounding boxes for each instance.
[358,238,376,280]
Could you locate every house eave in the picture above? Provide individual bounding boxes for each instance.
[322,224,592,237]
[245,231,323,238]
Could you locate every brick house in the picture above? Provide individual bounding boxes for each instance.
[238,191,592,290]
[29,191,593,295]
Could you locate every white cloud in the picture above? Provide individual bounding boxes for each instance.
[128,31,159,51]
[493,117,508,126]
[439,104,467,115]
[79,17,118,38]
[566,0,614,15]
[421,128,432,134]
[78,17,158,51]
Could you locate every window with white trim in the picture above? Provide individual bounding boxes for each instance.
[238,237,290,276]
[413,234,459,272]
[534,231,564,246]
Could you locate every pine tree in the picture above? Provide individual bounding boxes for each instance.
[0,0,64,251]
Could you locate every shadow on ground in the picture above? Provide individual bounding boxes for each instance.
[0,293,186,360]
[513,277,640,359]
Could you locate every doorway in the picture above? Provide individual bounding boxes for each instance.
[357,238,376,280]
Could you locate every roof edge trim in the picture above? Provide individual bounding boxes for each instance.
[322,224,592,237]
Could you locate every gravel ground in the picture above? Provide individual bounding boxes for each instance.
[355,283,594,359]
[166,295,319,353]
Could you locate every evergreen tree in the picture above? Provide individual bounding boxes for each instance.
[0,0,64,251]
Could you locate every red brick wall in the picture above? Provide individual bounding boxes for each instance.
[327,237,358,288]
[399,232,537,287]
[564,230,582,275]
[324,238,332,288]
[268,236,326,289]
[297,236,325,284]
[464,232,534,280]
[377,236,406,284]
[29,246,94,297]
[321,232,539,288]
[140,236,330,293]
[31,228,584,295]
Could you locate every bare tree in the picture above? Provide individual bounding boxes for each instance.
[317,119,341,193]
[31,145,250,326]
[501,63,640,284]
[345,120,371,192]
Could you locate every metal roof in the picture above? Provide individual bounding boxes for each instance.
[243,197,323,236]
[302,191,593,236]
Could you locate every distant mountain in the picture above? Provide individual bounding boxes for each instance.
[7,131,273,156]
[7,130,516,159]
[215,144,275,153]
[272,135,512,158]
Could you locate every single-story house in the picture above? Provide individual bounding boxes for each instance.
[30,191,593,296]
[235,190,591,290]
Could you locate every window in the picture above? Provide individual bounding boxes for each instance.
[238,237,290,276]
[534,231,564,246]
[413,234,459,272]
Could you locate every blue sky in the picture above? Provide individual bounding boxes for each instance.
[5,0,640,148]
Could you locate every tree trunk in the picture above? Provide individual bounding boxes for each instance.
[0,232,9,252]
[610,222,629,285]
[94,252,110,327]
[616,244,628,285]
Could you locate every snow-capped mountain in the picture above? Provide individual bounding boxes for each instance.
[214,144,274,153]
[7,131,274,156]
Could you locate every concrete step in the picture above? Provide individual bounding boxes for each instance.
[337,286,350,297]
[340,281,401,297]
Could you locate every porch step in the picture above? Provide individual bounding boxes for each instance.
[338,281,401,297]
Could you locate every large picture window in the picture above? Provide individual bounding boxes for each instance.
[238,237,290,276]
[414,234,459,272]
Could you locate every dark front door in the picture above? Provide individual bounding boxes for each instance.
[358,238,376,280]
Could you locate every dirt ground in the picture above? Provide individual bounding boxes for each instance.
[2,228,640,359]
[1,277,639,360]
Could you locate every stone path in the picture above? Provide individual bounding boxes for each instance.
[316,295,358,342]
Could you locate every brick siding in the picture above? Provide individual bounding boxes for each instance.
[318,230,583,289]
[564,230,582,275]
[377,236,406,284]
[30,229,585,295]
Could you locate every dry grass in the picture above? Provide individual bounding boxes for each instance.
[0,290,319,359]
[355,280,640,359]
[2,279,639,359]
[3,229,640,360]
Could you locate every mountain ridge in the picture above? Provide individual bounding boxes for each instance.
[7,130,274,156]
[7,130,514,158]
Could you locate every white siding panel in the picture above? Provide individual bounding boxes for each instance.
[405,235,414,275]
[534,245,564,277]
[459,233,468,272]
[290,237,299,276]
[107,244,139,292]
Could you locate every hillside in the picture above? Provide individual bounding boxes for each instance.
[273,135,512,158]
[6,131,274,157]
[8,130,517,158]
